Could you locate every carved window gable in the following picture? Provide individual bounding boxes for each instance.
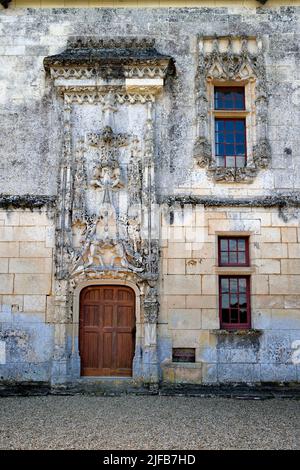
[194,36,271,183]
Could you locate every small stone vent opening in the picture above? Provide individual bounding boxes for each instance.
[172,348,195,363]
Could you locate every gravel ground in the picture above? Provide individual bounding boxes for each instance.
[0,396,299,450]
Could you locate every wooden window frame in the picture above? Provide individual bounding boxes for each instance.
[218,236,250,267]
[207,81,257,173]
[219,275,251,330]
[214,86,246,111]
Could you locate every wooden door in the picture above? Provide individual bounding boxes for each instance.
[79,285,135,377]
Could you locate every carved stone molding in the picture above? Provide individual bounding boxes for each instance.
[66,37,156,50]
[159,192,300,206]
[143,286,159,324]
[194,36,271,183]
[62,91,156,105]
[44,38,174,93]
[0,194,55,210]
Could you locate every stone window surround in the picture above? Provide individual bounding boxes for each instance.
[194,35,272,183]
[214,231,255,331]
[208,79,256,171]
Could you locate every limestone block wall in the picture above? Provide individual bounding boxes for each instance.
[0,6,300,386]
[0,209,55,382]
[159,205,300,384]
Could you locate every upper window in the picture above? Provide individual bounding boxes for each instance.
[218,236,249,267]
[214,87,245,110]
[214,86,247,169]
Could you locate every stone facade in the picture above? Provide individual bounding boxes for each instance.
[0,5,300,388]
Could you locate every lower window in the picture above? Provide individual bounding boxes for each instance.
[219,276,251,329]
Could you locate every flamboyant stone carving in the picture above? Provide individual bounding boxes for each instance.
[144,286,159,324]
[44,38,174,383]
[194,36,271,183]
[69,94,146,276]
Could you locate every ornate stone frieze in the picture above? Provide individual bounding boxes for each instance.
[61,90,156,105]
[66,37,156,50]
[194,36,271,183]
[44,38,174,91]
[124,66,168,79]
[50,68,97,80]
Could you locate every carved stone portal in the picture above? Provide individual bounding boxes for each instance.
[44,38,174,384]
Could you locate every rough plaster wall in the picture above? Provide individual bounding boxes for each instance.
[0,6,299,196]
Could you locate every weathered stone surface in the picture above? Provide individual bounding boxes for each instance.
[0,6,300,388]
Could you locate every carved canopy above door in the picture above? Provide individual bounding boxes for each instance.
[44,38,174,289]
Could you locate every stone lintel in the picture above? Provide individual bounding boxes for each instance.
[43,39,175,93]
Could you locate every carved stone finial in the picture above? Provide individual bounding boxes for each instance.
[102,91,117,129]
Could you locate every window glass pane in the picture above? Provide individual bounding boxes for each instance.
[226,133,234,143]
[236,132,245,143]
[214,94,220,108]
[221,239,228,251]
[225,121,234,131]
[230,278,238,293]
[215,143,225,156]
[229,239,237,251]
[215,120,224,131]
[226,156,235,167]
[235,92,245,110]
[221,278,229,292]
[215,133,224,143]
[239,294,247,308]
[216,155,225,166]
[222,309,230,323]
[229,252,237,264]
[230,294,238,308]
[236,120,245,131]
[230,309,239,323]
[222,294,229,308]
[238,239,245,250]
[239,278,247,293]
[236,144,245,155]
[225,144,235,155]
[238,252,246,264]
[239,310,248,324]
[221,252,229,264]
[236,156,245,168]
[214,87,245,110]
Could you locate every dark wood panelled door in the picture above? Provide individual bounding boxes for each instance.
[79,285,135,377]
